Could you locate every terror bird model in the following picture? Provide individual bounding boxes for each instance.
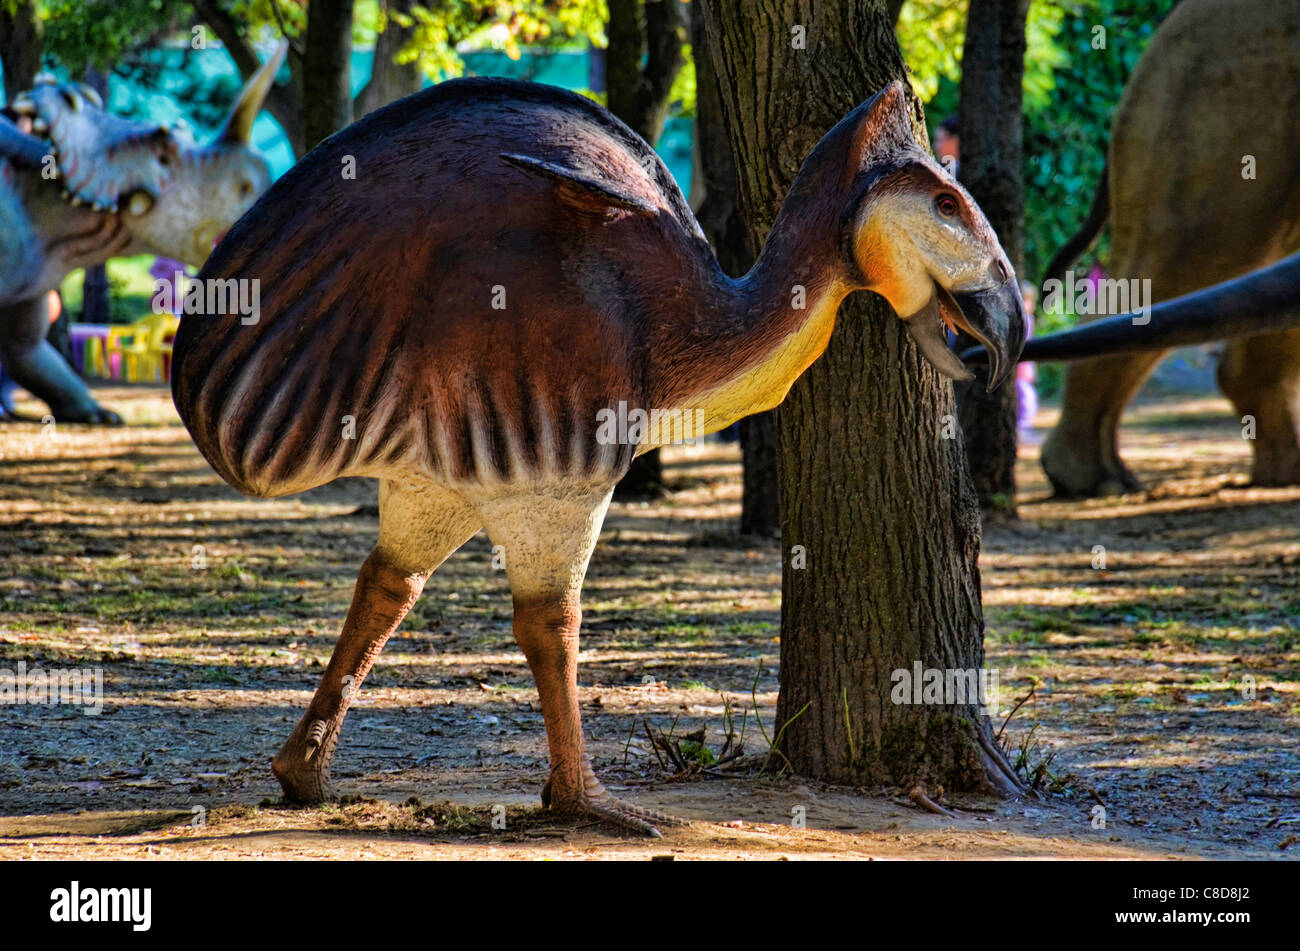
[173,79,1025,834]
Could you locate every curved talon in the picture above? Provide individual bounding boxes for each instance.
[572,796,689,837]
[304,718,329,761]
[542,782,687,837]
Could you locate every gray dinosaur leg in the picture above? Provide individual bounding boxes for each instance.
[0,296,121,424]
[0,164,42,306]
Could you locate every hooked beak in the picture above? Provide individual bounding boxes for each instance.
[903,279,1025,391]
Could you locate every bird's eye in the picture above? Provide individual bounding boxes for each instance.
[935,194,958,217]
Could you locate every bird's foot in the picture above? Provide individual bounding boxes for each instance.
[541,762,688,837]
[271,716,338,804]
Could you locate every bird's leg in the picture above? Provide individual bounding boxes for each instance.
[512,598,684,837]
[272,550,426,803]
[480,486,684,836]
[272,478,480,804]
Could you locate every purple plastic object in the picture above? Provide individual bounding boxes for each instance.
[69,323,112,376]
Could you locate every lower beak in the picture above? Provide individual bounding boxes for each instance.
[902,280,1025,390]
[946,280,1026,391]
[903,293,974,383]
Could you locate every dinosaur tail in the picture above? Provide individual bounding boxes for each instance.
[1041,160,1110,291]
[962,250,1300,365]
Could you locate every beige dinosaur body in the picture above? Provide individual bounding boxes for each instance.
[1042,0,1300,495]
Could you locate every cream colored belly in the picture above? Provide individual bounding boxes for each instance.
[675,292,842,443]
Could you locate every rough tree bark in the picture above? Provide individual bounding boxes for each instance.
[607,0,687,499]
[0,0,43,100]
[355,0,424,117]
[689,3,780,536]
[302,0,356,152]
[699,0,1022,793]
[953,0,1029,515]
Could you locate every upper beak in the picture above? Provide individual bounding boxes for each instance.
[904,278,1026,391]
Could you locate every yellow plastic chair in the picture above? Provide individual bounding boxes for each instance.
[83,335,109,377]
[105,313,176,382]
[153,314,180,381]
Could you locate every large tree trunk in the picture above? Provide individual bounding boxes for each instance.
[302,0,356,152]
[699,0,1022,794]
[608,0,687,500]
[953,0,1029,515]
[688,3,781,536]
[0,0,43,100]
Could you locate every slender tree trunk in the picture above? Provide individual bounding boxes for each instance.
[0,0,43,100]
[607,0,687,146]
[79,70,112,336]
[355,0,424,116]
[699,0,1022,793]
[608,0,687,500]
[953,0,1029,515]
[302,0,356,152]
[193,0,306,156]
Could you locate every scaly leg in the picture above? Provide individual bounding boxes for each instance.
[478,486,685,836]
[0,295,121,424]
[272,479,479,802]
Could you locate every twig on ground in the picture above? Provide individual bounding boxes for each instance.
[908,783,958,819]
[996,685,1036,743]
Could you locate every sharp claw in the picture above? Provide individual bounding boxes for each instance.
[304,718,328,761]
[557,791,685,837]
[589,801,667,837]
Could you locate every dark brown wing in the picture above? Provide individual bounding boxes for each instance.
[173,79,709,497]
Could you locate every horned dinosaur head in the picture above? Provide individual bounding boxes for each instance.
[807,81,1026,389]
[5,42,285,267]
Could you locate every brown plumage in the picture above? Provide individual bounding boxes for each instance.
[172,79,1024,834]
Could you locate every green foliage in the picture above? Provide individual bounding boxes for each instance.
[30,0,607,88]
[378,1,607,83]
[1022,0,1178,287]
[896,0,964,103]
[898,0,1065,109]
[39,0,182,75]
[667,41,695,118]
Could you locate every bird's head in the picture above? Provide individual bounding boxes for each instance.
[822,82,1026,389]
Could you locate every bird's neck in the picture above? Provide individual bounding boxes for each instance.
[674,205,851,434]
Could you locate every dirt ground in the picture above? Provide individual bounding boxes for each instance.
[0,383,1296,860]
